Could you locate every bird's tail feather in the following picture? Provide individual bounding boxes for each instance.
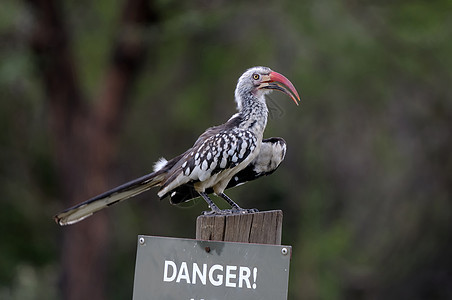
[54,171,164,226]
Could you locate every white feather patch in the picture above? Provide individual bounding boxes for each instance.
[153,157,168,172]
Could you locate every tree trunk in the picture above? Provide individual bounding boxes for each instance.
[26,0,158,299]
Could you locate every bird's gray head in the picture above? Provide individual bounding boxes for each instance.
[234,66,300,111]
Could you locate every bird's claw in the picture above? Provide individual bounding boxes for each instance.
[202,209,232,216]
[202,207,259,216]
[232,207,259,214]
[202,209,220,216]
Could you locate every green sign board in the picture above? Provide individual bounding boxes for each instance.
[133,235,291,300]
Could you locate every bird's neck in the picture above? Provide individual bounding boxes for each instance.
[236,95,268,137]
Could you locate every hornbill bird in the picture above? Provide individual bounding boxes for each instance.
[55,66,300,226]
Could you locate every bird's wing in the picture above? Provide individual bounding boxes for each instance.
[157,127,258,200]
[163,137,285,204]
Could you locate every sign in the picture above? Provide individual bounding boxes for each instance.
[132,235,291,300]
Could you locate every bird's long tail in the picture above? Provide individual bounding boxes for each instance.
[54,171,165,226]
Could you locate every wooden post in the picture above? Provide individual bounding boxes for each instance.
[196,210,283,245]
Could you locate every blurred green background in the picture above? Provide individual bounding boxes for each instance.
[1,0,451,299]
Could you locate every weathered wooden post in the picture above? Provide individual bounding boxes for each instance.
[196,210,283,245]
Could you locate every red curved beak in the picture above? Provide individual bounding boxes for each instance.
[267,71,301,105]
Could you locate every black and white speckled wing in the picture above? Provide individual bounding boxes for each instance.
[157,127,258,200]
[163,137,286,204]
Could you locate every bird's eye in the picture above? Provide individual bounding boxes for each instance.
[252,74,260,80]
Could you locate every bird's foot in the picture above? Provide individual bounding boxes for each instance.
[202,209,231,216]
[203,206,221,215]
[231,207,259,214]
[202,207,259,216]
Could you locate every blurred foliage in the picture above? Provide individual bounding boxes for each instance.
[1,0,452,299]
